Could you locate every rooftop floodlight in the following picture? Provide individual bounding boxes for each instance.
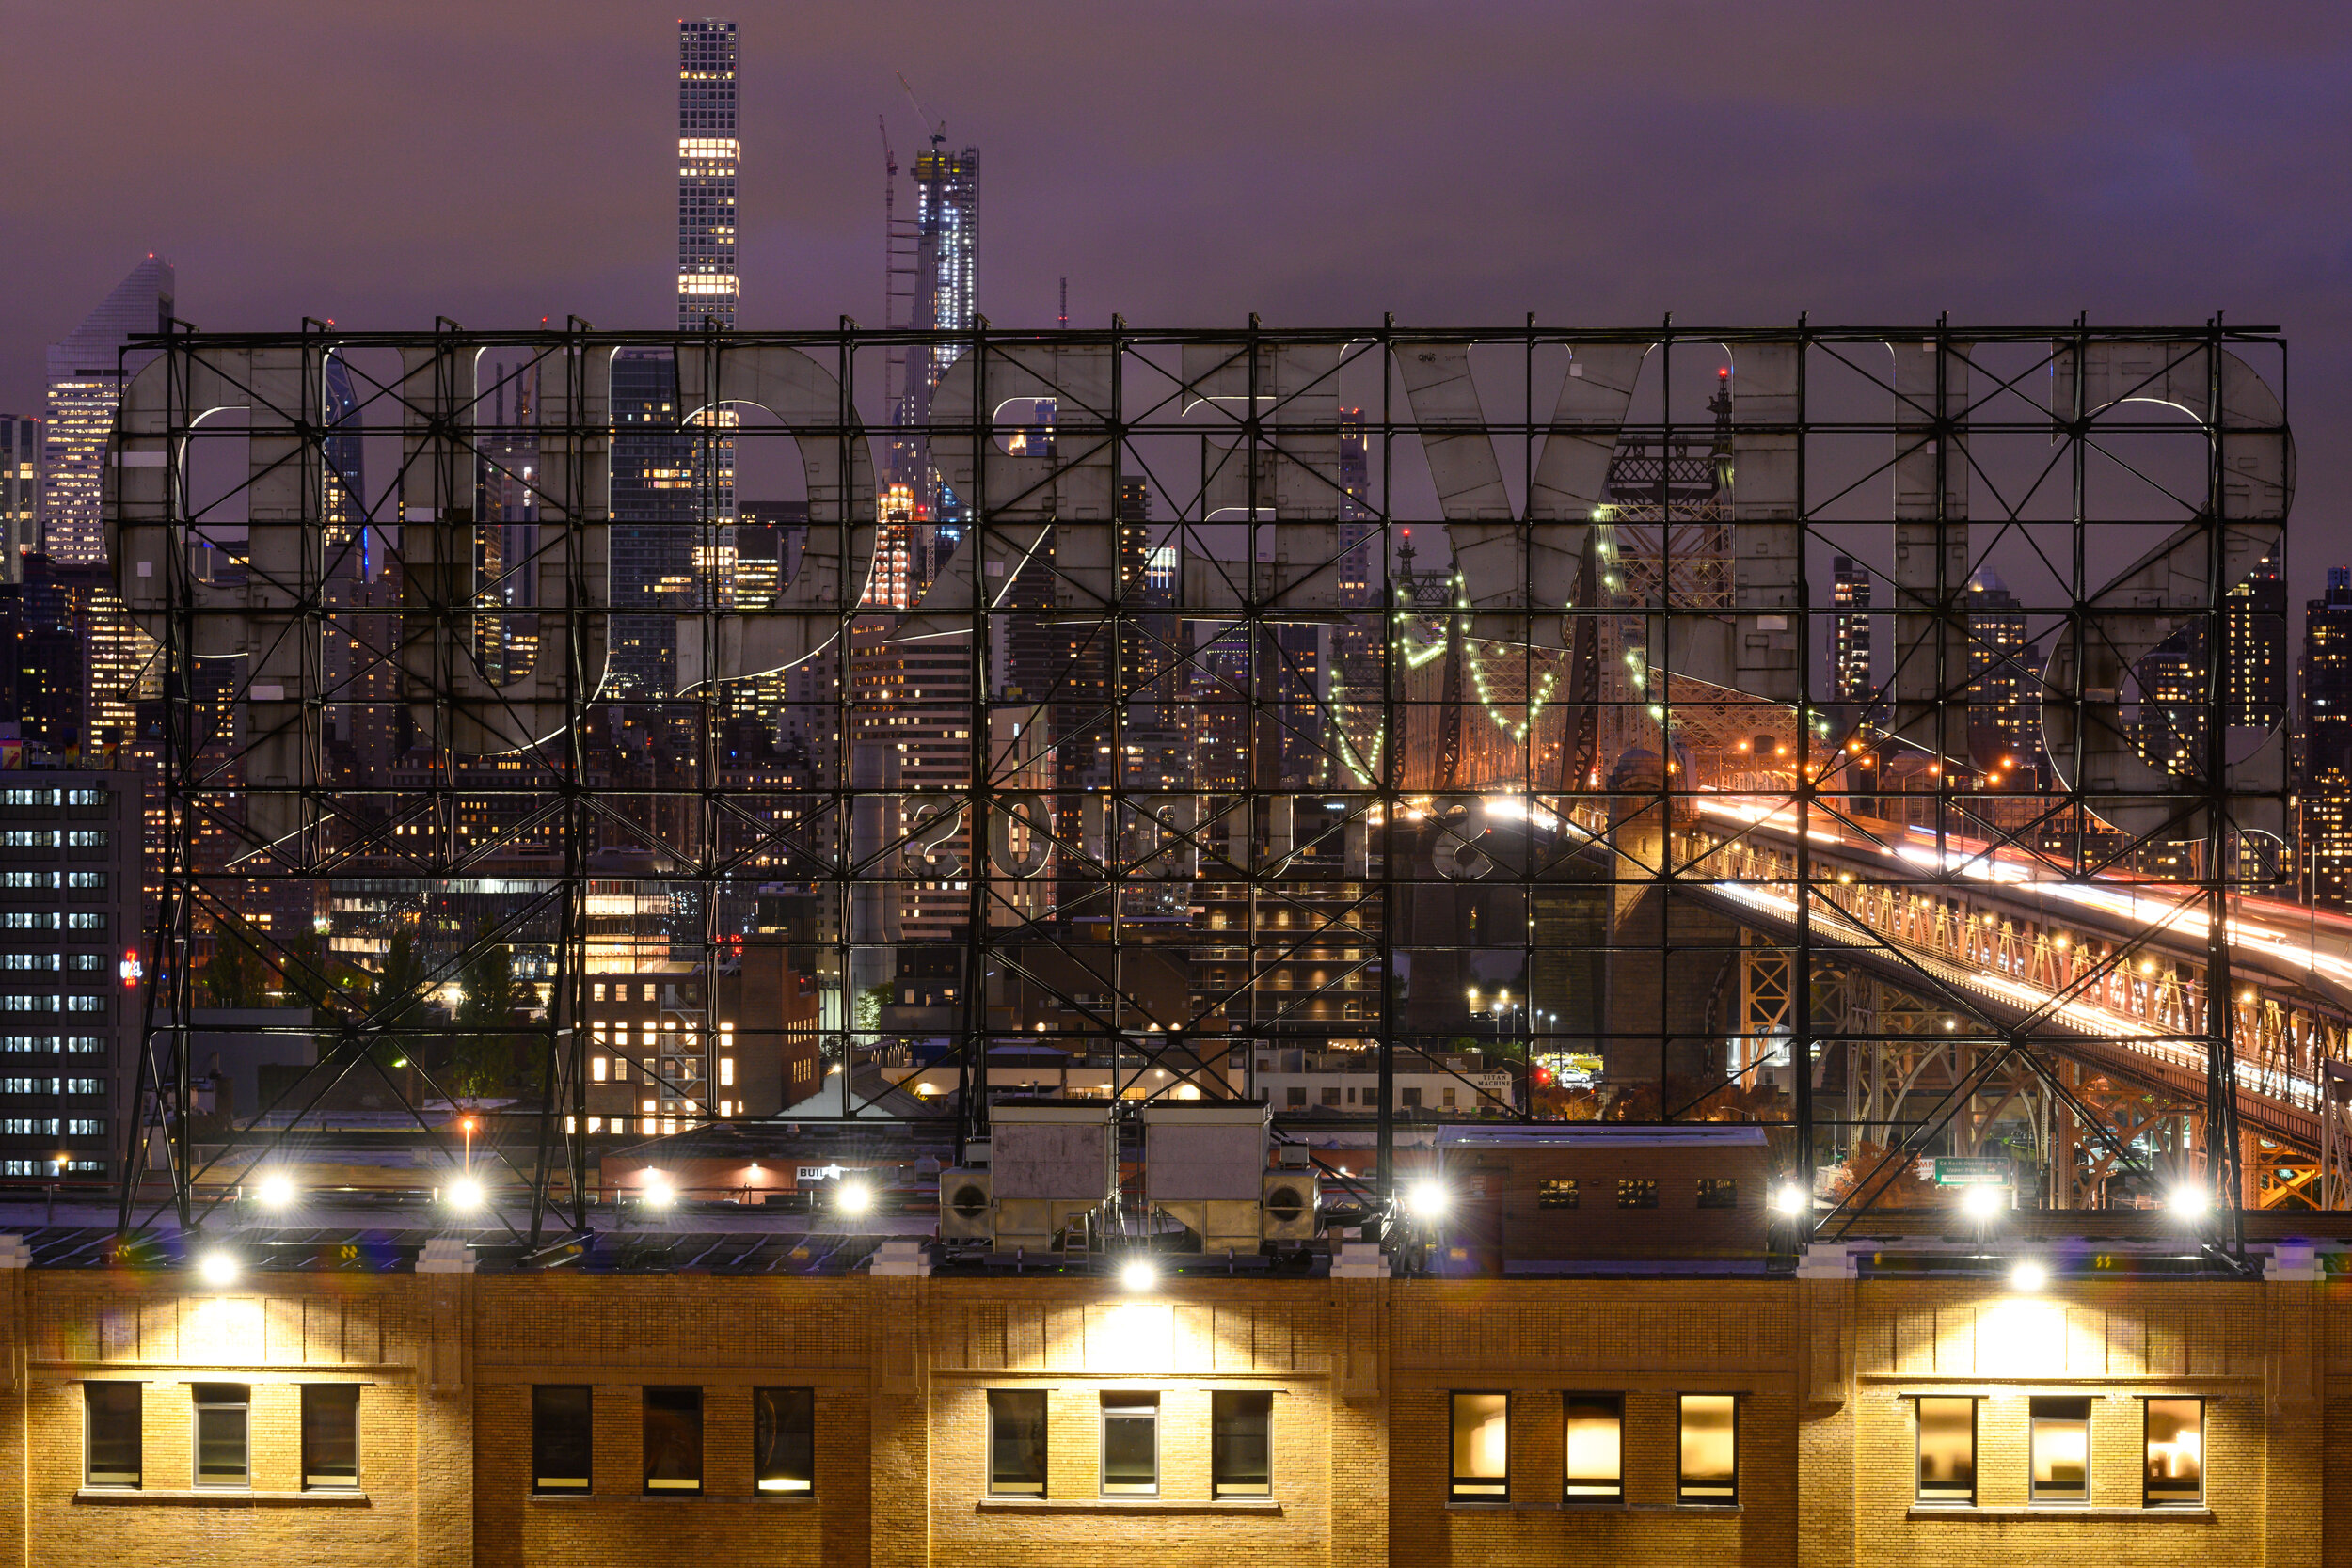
[2169,1183,2211,1218]
[196,1249,240,1290]
[643,1175,675,1208]
[1120,1257,1160,1292]
[1406,1178,1450,1222]
[1961,1183,2005,1222]
[254,1172,295,1208]
[837,1178,874,1217]
[2009,1258,2049,1292]
[1771,1182,1808,1217]
[446,1175,485,1212]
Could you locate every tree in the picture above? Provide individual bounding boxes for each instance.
[450,945,525,1101]
[368,930,433,1071]
[854,981,894,1037]
[202,933,263,1008]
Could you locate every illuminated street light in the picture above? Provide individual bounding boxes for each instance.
[2009,1259,2048,1291]
[837,1178,874,1217]
[1120,1258,1159,1292]
[446,1175,485,1212]
[1771,1183,1808,1217]
[643,1174,675,1208]
[197,1250,240,1289]
[1406,1179,1449,1221]
[1961,1184,2004,1221]
[255,1173,294,1208]
[2169,1184,2210,1218]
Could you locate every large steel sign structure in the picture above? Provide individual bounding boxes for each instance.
[105,320,2298,1243]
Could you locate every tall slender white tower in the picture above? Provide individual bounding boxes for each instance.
[677,18,738,594]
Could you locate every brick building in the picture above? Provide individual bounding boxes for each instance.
[0,1228,2338,1566]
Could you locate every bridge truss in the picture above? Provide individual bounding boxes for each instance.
[102,319,2298,1244]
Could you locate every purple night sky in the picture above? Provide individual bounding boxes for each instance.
[2,2,2345,587]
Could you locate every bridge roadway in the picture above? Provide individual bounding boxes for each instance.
[1666,795,2352,1152]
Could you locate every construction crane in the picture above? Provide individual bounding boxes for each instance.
[897,71,946,150]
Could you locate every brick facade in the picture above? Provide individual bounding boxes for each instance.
[0,1261,2334,1565]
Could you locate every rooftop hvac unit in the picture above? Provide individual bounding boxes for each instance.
[1261,1168,1318,1243]
[989,1101,1118,1253]
[937,1169,993,1242]
[1143,1101,1272,1254]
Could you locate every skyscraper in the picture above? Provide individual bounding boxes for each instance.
[42,256,173,565]
[0,418,38,584]
[2301,567,2352,910]
[2226,548,2287,728]
[902,134,977,536]
[676,20,739,334]
[1965,568,2039,768]
[1831,554,1872,703]
[677,20,738,607]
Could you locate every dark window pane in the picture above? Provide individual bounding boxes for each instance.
[1696,1178,1739,1210]
[1564,1394,1622,1502]
[192,1384,249,1488]
[644,1386,703,1493]
[1617,1179,1659,1210]
[301,1385,359,1489]
[988,1389,1046,1496]
[755,1387,815,1494]
[1101,1393,1157,1495]
[1212,1391,1271,1497]
[532,1386,593,1493]
[85,1383,140,1488]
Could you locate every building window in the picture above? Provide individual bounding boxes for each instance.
[2144,1398,2201,1506]
[987,1389,1047,1496]
[192,1383,250,1489]
[302,1385,360,1489]
[1617,1179,1660,1210]
[1915,1396,1975,1504]
[644,1386,703,1493]
[754,1387,815,1495]
[1677,1393,1737,1505]
[1562,1393,1622,1503]
[1101,1392,1158,1495]
[1401,1087,1422,1109]
[85,1382,140,1488]
[2030,1396,2091,1504]
[1286,1086,1306,1108]
[1696,1178,1740,1210]
[532,1385,593,1493]
[1539,1180,1580,1210]
[1321,1086,1341,1107]
[1449,1391,1508,1501]
[1211,1390,1271,1497]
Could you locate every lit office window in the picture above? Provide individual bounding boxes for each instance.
[1696,1178,1740,1210]
[754,1387,815,1494]
[644,1386,703,1493]
[1915,1396,1975,1504]
[1450,1391,1508,1501]
[1563,1393,1623,1503]
[192,1384,250,1488]
[85,1382,140,1488]
[988,1389,1047,1496]
[1677,1393,1737,1504]
[1211,1391,1271,1497]
[1101,1392,1158,1495]
[532,1386,592,1493]
[301,1385,360,1489]
[1538,1180,1580,1210]
[2144,1398,2201,1506]
[2030,1396,2091,1503]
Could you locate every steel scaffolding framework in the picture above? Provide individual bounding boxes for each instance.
[103,318,2299,1250]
